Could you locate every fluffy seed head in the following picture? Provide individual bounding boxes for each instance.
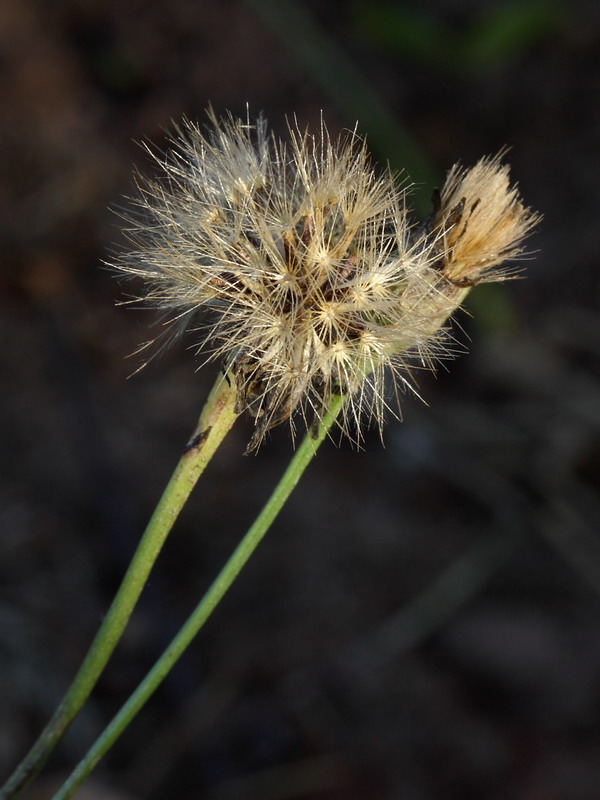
[115,111,539,449]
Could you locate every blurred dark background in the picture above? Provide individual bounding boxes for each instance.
[1,1,600,798]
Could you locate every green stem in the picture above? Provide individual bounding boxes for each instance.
[0,373,238,800]
[51,394,346,800]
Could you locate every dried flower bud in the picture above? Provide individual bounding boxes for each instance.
[114,111,539,448]
[425,154,541,289]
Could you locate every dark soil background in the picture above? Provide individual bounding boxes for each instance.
[1,1,600,799]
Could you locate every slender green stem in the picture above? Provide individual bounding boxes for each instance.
[51,394,346,800]
[0,373,238,800]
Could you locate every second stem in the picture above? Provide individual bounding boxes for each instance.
[52,393,346,800]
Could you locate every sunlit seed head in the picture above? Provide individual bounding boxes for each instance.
[114,111,539,450]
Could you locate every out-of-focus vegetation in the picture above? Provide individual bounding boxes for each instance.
[352,1,565,71]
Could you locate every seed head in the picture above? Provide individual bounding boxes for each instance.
[427,154,541,288]
[115,111,539,449]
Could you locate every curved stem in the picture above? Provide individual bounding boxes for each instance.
[0,373,238,800]
[51,394,346,800]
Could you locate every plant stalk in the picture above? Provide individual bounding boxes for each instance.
[51,394,346,800]
[0,372,238,800]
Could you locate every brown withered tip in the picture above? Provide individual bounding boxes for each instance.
[431,154,541,288]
